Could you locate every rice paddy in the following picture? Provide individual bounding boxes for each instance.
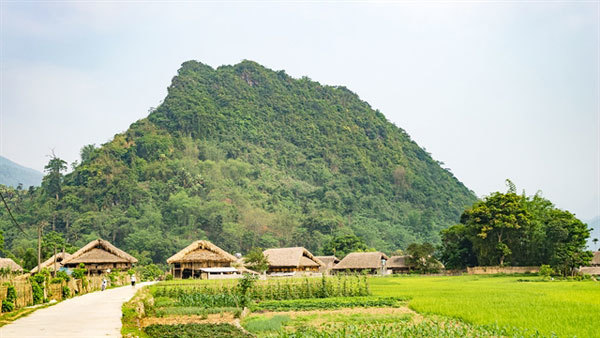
[370,275,600,337]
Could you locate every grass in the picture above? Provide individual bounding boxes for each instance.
[251,296,406,312]
[370,274,600,337]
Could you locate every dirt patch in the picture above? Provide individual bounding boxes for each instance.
[141,313,235,327]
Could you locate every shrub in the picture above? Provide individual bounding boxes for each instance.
[2,300,14,312]
[31,282,43,304]
[140,264,163,281]
[539,265,554,279]
[6,285,17,303]
[144,323,250,337]
[62,285,71,299]
[165,273,173,281]
[56,270,70,282]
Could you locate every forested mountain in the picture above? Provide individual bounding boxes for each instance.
[0,156,43,188]
[0,60,476,267]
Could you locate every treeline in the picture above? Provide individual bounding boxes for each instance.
[0,60,476,268]
[439,181,592,275]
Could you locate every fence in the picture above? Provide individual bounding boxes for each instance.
[0,273,132,313]
[467,266,540,275]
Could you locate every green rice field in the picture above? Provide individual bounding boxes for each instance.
[370,275,600,337]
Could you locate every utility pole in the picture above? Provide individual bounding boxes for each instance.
[37,221,47,275]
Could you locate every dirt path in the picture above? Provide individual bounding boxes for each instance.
[0,282,155,338]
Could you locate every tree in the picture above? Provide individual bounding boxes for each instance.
[322,234,368,258]
[42,153,67,201]
[244,248,269,274]
[439,224,477,269]
[80,144,96,163]
[544,209,592,276]
[406,242,442,273]
[461,192,530,266]
[593,238,598,250]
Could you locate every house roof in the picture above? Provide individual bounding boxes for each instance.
[0,258,23,272]
[263,247,324,268]
[167,240,237,264]
[315,256,339,266]
[31,252,72,273]
[63,239,137,265]
[333,252,389,270]
[592,251,600,266]
[387,255,410,268]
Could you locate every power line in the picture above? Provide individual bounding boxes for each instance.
[0,189,27,235]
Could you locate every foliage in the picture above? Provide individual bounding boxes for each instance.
[165,273,173,281]
[71,267,86,279]
[322,234,368,258]
[0,60,476,265]
[5,284,16,303]
[539,265,554,279]
[439,185,592,275]
[31,281,43,305]
[251,296,405,312]
[137,264,163,281]
[62,285,71,299]
[55,270,70,282]
[236,273,258,307]
[244,248,269,274]
[153,276,370,302]
[2,300,14,313]
[405,242,442,273]
[144,323,251,338]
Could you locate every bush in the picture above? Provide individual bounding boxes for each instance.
[31,282,44,304]
[62,285,71,299]
[56,270,70,282]
[165,273,173,281]
[2,300,14,312]
[140,264,163,281]
[6,285,17,303]
[539,265,554,278]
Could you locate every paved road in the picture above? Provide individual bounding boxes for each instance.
[0,282,154,338]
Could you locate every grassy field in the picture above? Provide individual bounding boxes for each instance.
[370,275,600,337]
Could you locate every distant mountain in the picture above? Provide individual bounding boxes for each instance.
[0,156,43,188]
[586,216,600,251]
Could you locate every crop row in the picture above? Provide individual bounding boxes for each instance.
[251,296,407,312]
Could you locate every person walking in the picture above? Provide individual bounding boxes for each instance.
[101,278,107,291]
[130,274,136,287]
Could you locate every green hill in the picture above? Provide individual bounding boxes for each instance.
[1,60,476,265]
[0,156,43,188]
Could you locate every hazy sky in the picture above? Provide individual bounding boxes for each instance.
[1,2,598,220]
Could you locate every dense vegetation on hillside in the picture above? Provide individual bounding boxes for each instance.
[0,60,476,267]
[0,156,43,188]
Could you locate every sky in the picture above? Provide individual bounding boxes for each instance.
[1,1,598,221]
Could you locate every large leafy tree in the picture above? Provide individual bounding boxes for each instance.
[461,192,530,266]
[439,184,592,275]
[322,234,368,258]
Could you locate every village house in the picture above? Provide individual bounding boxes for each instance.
[263,247,324,276]
[167,240,245,279]
[579,251,600,276]
[315,255,339,275]
[0,258,23,274]
[31,252,72,274]
[62,239,138,275]
[387,255,412,274]
[332,252,389,275]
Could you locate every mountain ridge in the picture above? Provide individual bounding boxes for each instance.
[0,156,43,188]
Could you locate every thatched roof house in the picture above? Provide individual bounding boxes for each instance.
[592,251,600,267]
[167,240,238,279]
[31,252,72,273]
[332,252,389,274]
[263,247,324,275]
[62,239,137,275]
[0,258,23,273]
[316,256,339,275]
[387,255,412,274]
